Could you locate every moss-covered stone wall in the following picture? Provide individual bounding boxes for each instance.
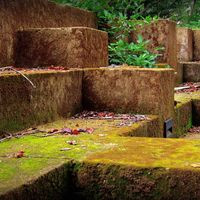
[14,27,108,68]
[0,70,82,132]
[174,100,192,137]
[0,0,97,67]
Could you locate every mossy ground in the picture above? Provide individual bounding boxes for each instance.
[175,91,200,103]
[0,117,154,195]
[174,91,200,137]
[2,117,200,197]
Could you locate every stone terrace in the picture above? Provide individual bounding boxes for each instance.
[1,1,200,199]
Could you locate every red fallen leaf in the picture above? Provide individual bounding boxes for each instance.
[107,112,114,117]
[98,112,106,117]
[15,150,25,158]
[86,128,94,134]
[72,129,80,135]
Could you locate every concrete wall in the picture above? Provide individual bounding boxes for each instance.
[0,0,97,67]
[14,27,108,68]
[0,70,83,132]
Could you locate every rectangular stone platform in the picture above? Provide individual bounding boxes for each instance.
[0,70,83,132]
[83,67,174,127]
[0,67,174,137]
[1,120,200,199]
[14,27,108,68]
[182,61,200,82]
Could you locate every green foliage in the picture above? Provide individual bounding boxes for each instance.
[109,36,157,68]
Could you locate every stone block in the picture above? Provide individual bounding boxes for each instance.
[83,67,175,136]
[176,27,193,62]
[0,70,83,132]
[174,100,192,137]
[182,61,200,82]
[0,0,97,66]
[131,19,178,71]
[14,27,108,68]
[193,30,200,61]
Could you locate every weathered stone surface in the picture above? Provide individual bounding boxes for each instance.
[176,62,183,84]
[72,161,200,200]
[14,27,108,68]
[0,70,82,132]
[193,30,200,61]
[174,100,192,137]
[131,20,178,71]
[83,67,174,136]
[0,163,72,200]
[176,27,193,62]
[182,61,200,82]
[0,0,97,67]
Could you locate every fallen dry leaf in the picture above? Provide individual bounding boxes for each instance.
[15,150,25,158]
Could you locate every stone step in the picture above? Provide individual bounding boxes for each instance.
[14,27,108,68]
[181,61,200,82]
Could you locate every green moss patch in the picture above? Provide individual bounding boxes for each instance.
[2,117,200,198]
[0,117,156,195]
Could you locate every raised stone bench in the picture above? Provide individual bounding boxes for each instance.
[182,62,200,82]
[83,67,174,136]
[14,27,108,68]
[0,67,174,137]
[0,70,83,132]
